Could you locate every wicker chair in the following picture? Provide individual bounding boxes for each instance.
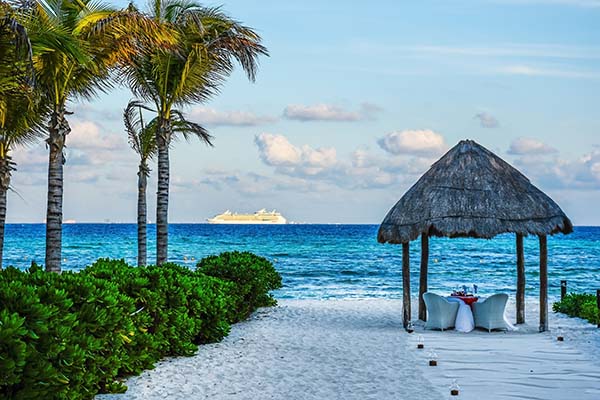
[423,292,460,331]
[472,293,509,332]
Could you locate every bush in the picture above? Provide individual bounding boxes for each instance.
[197,251,282,322]
[0,254,281,399]
[553,293,599,325]
[0,263,129,399]
[84,260,233,358]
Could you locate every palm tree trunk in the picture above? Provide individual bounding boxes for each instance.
[0,156,11,270]
[156,117,171,265]
[45,109,70,273]
[137,163,148,266]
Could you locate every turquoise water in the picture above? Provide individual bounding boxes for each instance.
[4,224,599,300]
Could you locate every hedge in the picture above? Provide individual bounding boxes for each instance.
[0,253,282,399]
[197,251,282,322]
[553,293,600,325]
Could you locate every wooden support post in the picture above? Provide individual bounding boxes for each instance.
[402,242,411,330]
[539,235,548,332]
[419,234,429,322]
[596,289,600,329]
[516,234,525,324]
[560,280,567,301]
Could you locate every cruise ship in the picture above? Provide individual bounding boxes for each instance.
[207,209,287,224]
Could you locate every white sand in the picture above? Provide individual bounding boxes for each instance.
[97,298,600,400]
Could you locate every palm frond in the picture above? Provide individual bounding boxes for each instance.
[170,108,212,146]
[0,85,49,152]
[123,99,157,160]
[0,2,34,86]
[119,2,268,117]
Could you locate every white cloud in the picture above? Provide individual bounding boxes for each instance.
[498,65,600,79]
[181,168,322,196]
[474,112,499,128]
[12,120,126,170]
[254,133,337,177]
[401,44,600,59]
[508,138,558,155]
[254,133,302,166]
[12,146,47,173]
[512,151,600,193]
[252,133,440,191]
[68,121,124,151]
[300,145,337,168]
[283,103,381,122]
[63,119,135,170]
[189,107,276,127]
[12,119,135,192]
[74,103,121,121]
[571,149,600,185]
[377,129,447,156]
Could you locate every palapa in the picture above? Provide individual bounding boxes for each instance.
[378,139,572,332]
[378,139,572,244]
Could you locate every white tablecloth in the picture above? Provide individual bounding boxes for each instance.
[446,297,474,333]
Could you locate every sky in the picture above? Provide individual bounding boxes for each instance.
[8,0,600,224]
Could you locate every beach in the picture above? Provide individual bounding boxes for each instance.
[96,298,600,400]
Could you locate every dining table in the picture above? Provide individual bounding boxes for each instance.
[450,294,479,307]
[447,294,479,332]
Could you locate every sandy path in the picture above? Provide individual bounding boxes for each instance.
[98,299,440,400]
[97,299,600,400]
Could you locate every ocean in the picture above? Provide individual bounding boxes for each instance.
[3,224,599,300]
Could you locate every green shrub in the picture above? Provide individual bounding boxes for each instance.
[0,263,141,398]
[0,254,281,399]
[84,260,233,359]
[197,251,282,322]
[553,293,599,325]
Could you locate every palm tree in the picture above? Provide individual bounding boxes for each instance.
[0,1,47,269]
[124,100,156,267]
[124,100,212,266]
[123,1,267,264]
[22,0,172,272]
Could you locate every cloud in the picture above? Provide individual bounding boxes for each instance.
[254,133,337,174]
[189,107,276,127]
[512,147,600,191]
[65,170,101,184]
[68,120,124,151]
[180,168,322,196]
[12,147,47,173]
[11,118,136,194]
[474,112,499,128]
[508,138,558,155]
[255,133,302,166]
[74,103,121,121]
[377,129,447,156]
[62,119,136,170]
[253,132,442,191]
[498,65,600,79]
[395,44,600,60]
[283,103,381,122]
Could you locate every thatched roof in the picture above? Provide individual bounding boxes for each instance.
[378,139,573,244]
